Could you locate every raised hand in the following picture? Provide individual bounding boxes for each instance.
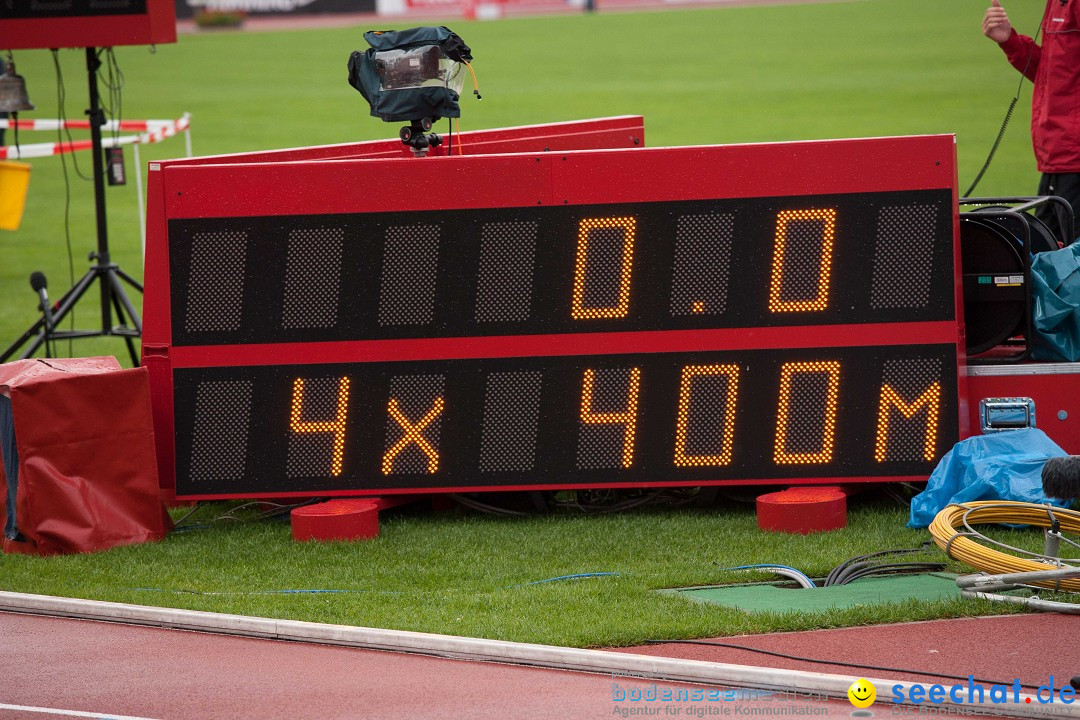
[982,0,1014,43]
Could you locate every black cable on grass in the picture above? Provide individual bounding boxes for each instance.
[828,560,873,587]
[172,498,326,532]
[448,493,532,517]
[835,562,947,585]
[169,501,204,527]
[211,498,323,522]
[447,488,700,517]
[643,639,1041,692]
[825,542,934,587]
[556,490,668,514]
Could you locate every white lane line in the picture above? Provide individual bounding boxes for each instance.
[0,703,163,720]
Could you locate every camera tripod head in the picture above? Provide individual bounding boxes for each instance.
[399,118,443,156]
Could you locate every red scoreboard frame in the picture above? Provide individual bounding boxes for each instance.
[0,1,176,50]
[142,118,967,501]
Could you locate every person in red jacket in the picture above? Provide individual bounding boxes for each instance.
[983,0,1080,244]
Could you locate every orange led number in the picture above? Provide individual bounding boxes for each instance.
[580,367,641,468]
[571,217,637,320]
[768,208,837,313]
[874,383,941,462]
[773,361,841,465]
[289,377,351,476]
[382,397,444,475]
[674,364,740,467]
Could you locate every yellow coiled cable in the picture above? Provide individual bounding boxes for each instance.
[928,500,1080,591]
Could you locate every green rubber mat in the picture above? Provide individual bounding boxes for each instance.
[665,573,961,614]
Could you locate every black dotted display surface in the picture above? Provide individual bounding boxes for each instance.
[174,344,959,496]
[167,190,954,346]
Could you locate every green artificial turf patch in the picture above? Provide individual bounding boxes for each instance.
[666,573,963,614]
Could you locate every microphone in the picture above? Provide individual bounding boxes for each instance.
[29,271,53,330]
[1041,456,1080,500]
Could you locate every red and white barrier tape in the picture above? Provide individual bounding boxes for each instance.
[0,114,189,133]
[0,113,190,160]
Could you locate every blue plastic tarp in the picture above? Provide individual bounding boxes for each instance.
[908,428,1068,528]
[1031,242,1080,362]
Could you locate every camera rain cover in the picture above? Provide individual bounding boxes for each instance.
[348,26,473,122]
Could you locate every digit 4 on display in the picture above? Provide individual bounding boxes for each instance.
[141,117,966,501]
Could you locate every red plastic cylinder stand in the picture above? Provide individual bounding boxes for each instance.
[291,499,380,542]
[756,486,847,534]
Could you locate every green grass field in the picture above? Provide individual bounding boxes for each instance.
[0,0,1055,644]
[0,493,1031,647]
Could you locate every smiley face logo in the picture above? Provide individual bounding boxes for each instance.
[848,678,876,708]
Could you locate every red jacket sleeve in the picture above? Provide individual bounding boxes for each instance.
[998,28,1040,82]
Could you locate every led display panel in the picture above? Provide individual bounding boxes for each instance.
[143,134,965,499]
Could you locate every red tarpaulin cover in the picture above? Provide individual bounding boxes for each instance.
[0,357,171,556]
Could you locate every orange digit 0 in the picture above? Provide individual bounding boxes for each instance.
[768,208,837,313]
[773,361,841,465]
[571,217,637,320]
[673,364,740,467]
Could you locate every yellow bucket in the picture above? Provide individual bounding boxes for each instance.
[0,160,31,231]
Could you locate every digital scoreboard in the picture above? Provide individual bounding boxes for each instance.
[0,0,176,50]
[142,129,966,500]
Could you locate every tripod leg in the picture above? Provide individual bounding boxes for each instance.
[48,268,102,331]
[42,315,53,359]
[107,276,140,366]
[0,316,47,363]
[2,261,144,363]
[107,268,142,334]
[113,266,144,294]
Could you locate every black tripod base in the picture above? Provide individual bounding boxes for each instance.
[1,262,143,366]
[2,48,146,369]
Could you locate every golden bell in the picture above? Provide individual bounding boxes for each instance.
[0,61,35,113]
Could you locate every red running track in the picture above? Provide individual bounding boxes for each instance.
[618,613,1080,692]
[3,610,1076,719]
[0,612,859,720]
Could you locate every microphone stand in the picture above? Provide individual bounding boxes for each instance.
[30,272,54,359]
